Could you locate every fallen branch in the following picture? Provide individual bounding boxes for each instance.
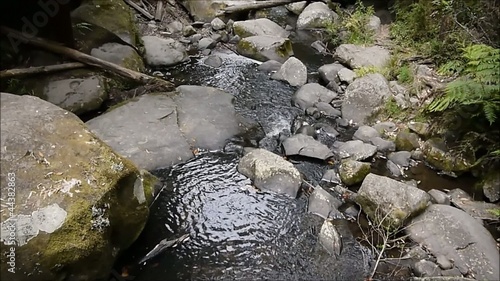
[155,1,164,21]
[217,0,297,15]
[123,0,154,20]
[0,25,174,89]
[0,62,85,79]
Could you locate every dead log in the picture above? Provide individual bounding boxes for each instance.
[123,0,155,20]
[0,25,174,89]
[155,1,164,21]
[0,63,85,79]
[217,0,298,15]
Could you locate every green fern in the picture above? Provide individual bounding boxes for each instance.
[428,44,500,124]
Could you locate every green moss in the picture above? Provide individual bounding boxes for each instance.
[233,24,252,38]
[275,39,293,60]
[422,138,474,172]
[339,160,371,186]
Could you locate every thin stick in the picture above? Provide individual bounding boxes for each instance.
[0,62,85,79]
[123,0,154,20]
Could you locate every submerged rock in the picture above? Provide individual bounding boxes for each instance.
[237,148,302,198]
[407,204,499,280]
[271,57,308,87]
[237,35,293,63]
[282,134,334,160]
[0,93,155,281]
[339,160,371,186]
[355,173,430,229]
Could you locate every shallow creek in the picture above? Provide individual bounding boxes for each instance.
[112,41,480,280]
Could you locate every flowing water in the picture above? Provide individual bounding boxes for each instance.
[112,41,480,281]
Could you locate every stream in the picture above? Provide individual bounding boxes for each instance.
[112,39,480,281]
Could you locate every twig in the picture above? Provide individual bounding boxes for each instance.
[0,62,85,78]
[123,0,154,20]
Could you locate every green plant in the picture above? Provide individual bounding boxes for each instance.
[428,44,500,124]
[397,64,413,84]
[487,208,500,218]
[355,66,380,77]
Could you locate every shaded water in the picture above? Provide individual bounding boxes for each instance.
[113,42,481,280]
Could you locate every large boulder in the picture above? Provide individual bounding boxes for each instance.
[422,138,474,172]
[296,2,339,29]
[237,148,302,198]
[407,204,499,280]
[237,35,293,63]
[292,83,338,110]
[233,18,289,38]
[142,36,189,67]
[355,173,430,229]
[86,86,246,170]
[271,57,308,87]
[0,93,156,281]
[91,43,144,72]
[341,73,392,125]
[335,44,391,69]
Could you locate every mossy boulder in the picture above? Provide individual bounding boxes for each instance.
[422,138,474,173]
[339,160,371,186]
[479,166,500,202]
[237,35,293,63]
[0,93,156,281]
[395,130,420,151]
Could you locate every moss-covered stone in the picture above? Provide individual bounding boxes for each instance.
[479,166,500,202]
[422,138,474,172]
[395,130,420,151]
[237,36,293,63]
[339,160,371,186]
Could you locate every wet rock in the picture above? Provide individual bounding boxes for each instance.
[295,125,316,138]
[314,102,342,117]
[322,169,341,184]
[373,121,397,134]
[229,34,241,44]
[395,131,420,151]
[282,134,334,160]
[286,1,307,15]
[238,148,301,198]
[386,160,402,177]
[411,149,425,160]
[91,43,144,72]
[338,140,377,161]
[422,138,474,172]
[183,25,197,37]
[41,75,107,115]
[408,121,431,137]
[336,118,350,128]
[338,68,357,84]
[257,60,282,73]
[237,35,293,63]
[308,186,343,219]
[211,17,226,30]
[233,18,289,38]
[427,189,450,205]
[297,2,339,29]
[318,63,344,84]
[342,74,392,125]
[388,151,412,167]
[339,160,371,186]
[271,57,307,87]
[198,37,217,50]
[335,44,391,69]
[353,125,380,143]
[370,137,396,152]
[318,220,343,257]
[311,40,328,54]
[315,123,340,137]
[412,260,441,277]
[406,204,499,280]
[366,15,381,32]
[292,83,338,110]
[142,36,188,67]
[0,93,155,281]
[448,188,499,220]
[306,106,321,118]
[203,55,223,68]
[481,167,500,202]
[356,173,430,229]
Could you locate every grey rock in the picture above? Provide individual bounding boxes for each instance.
[166,21,183,33]
[316,123,340,137]
[410,278,475,281]
[370,137,396,152]
[427,189,450,205]
[237,35,293,63]
[238,148,301,198]
[297,2,339,29]
[229,34,241,44]
[233,18,288,38]
[482,168,500,202]
[308,186,343,219]
[211,17,226,30]
[211,33,222,42]
[440,268,464,277]
[422,138,473,172]
[353,125,380,143]
[142,36,188,67]
[90,43,143,72]
[366,15,381,32]
[42,76,107,115]
[318,63,344,84]
[305,106,321,118]
[311,40,327,54]
[407,204,499,280]
[412,260,441,277]
[338,68,357,84]
[386,160,402,177]
[408,121,431,137]
[408,246,430,260]
[342,74,392,125]
[183,25,197,37]
[204,55,223,68]
[411,149,425,160]
[286,1,307,15]
[336,118,349,127]
[356,173,430,229]
[295,125,316,138]
[271,57,307,87]
[395,131,421,151]
[339,160,371,186]
[318,220,343,257]
[335,44,390,69]
[448,188,499,220]
[257,60,282,73]
[436,255,453,270]
[322,169,341,184]
[282,134,334,160]
[293,83,338,110]
[373,121,397,134]
[338,140,377,161]
[388,151,412,167]
[315,102,342,117]
[190,33,203,43]
[201,49,212,56]
[198,37,217,50]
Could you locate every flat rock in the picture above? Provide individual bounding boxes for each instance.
[407,204,499,280]
[142,36,188,67]
[308,186,343,219]
[237,35,293,63]
[353,125,380,143]
[338,67,357,84]
[233,18,289,38]
[335,44,390,69]
[428,189,450,205]
[271,57,308,87]
[337,140,377,161]
[282,134,334,160]
[388,151,412,167]
[293,83,338,110]
[297,2,339,29]
[448,188,499,220]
